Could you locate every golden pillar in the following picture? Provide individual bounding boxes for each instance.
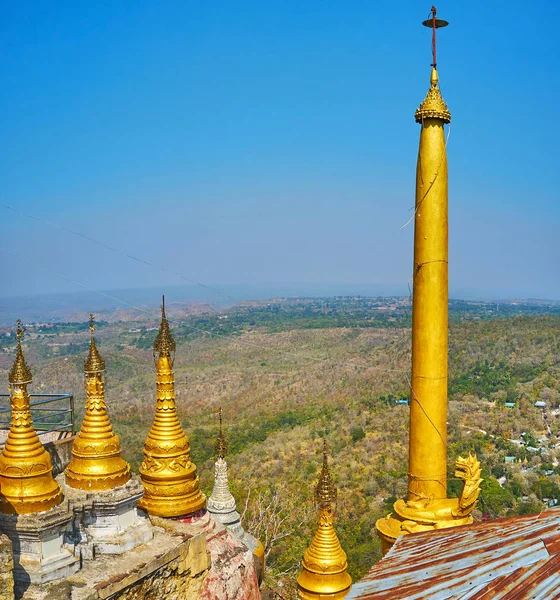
[0,321,62,514]
[138,298,205,517]
[408,65,451,504]
[376,9,481,554]
[65,315,131,491]
[297,442,351,600]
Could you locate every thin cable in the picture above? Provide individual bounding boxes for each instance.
[0,246,408,375]
[0,203,239,303]
[0,202,340,308]
[400,123,451,230]
[405,372,446,449]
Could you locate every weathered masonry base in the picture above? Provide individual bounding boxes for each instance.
[0,436,261,600]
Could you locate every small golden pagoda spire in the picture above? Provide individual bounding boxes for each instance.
[0,321,62,514]
[415,67,451,123]
[139,297,205,517]
[297,441,351,600]
[376,7,480,554]
[65,315,131,491]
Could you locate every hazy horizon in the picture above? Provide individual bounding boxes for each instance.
[1,281,559,307]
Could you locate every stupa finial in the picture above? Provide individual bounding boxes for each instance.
[84,314,106,373]
[315,440,337,509]
[421,6,448,68]
[9,320,32,385]
[215,407,228,459]
[416,7,451,123]
[153,296,176,361]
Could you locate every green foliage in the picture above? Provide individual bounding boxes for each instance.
[450,359,549,402]
[531,478,560,501]
[450,361,514,397]
[480,477,516,519]
[351,426,366,443]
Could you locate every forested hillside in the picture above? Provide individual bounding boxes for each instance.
[0,297,559,595]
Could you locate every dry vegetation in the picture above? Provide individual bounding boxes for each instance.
[0,302,559,593]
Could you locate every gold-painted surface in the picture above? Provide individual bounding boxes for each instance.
[139,299,205,517]
[415,68,451,123]
[0,322,62,514]
[376,68,479,554]
[297,446,351,599]
[316,440,336,507]
[9,321,32,385]
[409,70,450,503]
[65,316,131,491]
[376,453,482,552]
[84,314,106,373]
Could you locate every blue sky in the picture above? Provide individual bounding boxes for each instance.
[1,1,559,301]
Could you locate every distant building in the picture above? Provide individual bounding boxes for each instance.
[535,401,547,408]
[505,402,516,408]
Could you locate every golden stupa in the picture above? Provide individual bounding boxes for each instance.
[138,298,205,517]
[65,315,131,491]
[0,321,62,514]
[297,442,351,600]
[376,9,481,553]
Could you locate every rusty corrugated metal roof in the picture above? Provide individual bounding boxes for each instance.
[348,509,560,600]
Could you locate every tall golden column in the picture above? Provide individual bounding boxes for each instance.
[297,442,351,600]
[65,316,131,491]
[139,298,205,517]
[0,321,62,514]
[376,8,481,554]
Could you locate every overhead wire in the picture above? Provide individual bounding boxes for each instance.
[400,123,451,230]
[0,202,240,303]
[0,201,346,313]
[0,245,409,375]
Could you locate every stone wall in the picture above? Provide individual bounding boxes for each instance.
[0,534,14,600]
[106,531,209,600]
[24,527,210,600]
[43,435,75,478]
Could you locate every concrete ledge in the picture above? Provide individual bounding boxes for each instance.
[22,526,210,600]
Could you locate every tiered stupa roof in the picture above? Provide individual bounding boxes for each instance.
[138,297,205,517]
[297,441,351,599]
[0,321,62,514]
[65,315,131,491]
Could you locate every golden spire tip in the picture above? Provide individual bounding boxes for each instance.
[315,440,337,509]
[430,67,438,85]
[84,314,106,373]
[153,295,176,358]
[9,320,32,385]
